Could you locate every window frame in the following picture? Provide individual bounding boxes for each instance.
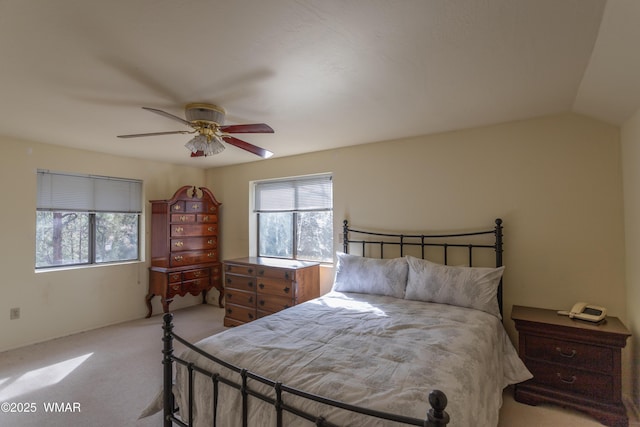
[252,173,333,263]
[35,170,142,270]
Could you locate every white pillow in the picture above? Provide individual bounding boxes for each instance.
[332,252,408,299]
[404,256,504,318]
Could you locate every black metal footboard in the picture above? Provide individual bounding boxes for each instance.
[162,313,450,427]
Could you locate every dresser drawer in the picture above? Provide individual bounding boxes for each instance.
[171,213,197,223]
[256,266,296,281]
[185,201,203,213]
[225,274,256,293]
[168,272,182,283]
[225,264,256,276]
[170,250,218,267]
[525,359,614,402]
[183,278,209,293]
[525,335,613,373]
[171,224,218,237]
[257,294,293,314]
[197,213,218,223]
[225,288,255,307]
[167,282,183,297]
[257,276,294,298]
[183,268,209,280]
[171,237,217,251]
[225,303,257,323]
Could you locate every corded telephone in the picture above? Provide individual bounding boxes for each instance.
[557,302,607,323]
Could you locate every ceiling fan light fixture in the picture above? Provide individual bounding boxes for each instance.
[184,134,225,157]
[185,103,226,125]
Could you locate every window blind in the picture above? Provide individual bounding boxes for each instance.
[254,174,332,212]
[37,170,143,213]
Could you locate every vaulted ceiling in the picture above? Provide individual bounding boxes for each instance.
[1,0,639,168]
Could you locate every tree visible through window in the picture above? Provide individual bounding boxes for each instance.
[35,171,141,268]
[255,174,333,263]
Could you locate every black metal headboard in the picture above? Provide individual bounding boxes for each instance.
[342,218,504,315]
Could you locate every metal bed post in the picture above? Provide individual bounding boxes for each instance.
[162,313,175,427]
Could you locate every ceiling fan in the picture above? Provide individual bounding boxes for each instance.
[117,103,274,158]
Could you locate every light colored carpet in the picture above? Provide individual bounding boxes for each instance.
[0,303,634,426]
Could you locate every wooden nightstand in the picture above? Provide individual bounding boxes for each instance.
[511,305,631,427]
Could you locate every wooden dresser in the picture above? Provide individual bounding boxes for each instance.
[511,305,631,427]
[223,257,320,327]
[145,186,224,317]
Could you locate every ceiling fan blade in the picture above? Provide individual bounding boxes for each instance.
[142,107,192,126]
[222,135,274,158]
[219,123,274,134]
[117,130,191,138]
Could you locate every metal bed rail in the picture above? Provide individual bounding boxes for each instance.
[342,218,504,315]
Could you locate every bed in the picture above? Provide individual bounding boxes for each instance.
[153,218,532,426]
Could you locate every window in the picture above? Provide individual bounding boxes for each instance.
[254,174,333,263]
[36,170,142,269]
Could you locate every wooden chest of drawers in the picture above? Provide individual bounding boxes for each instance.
[511,305,631,427]
[146,186,223,317]
[223,257,320,327]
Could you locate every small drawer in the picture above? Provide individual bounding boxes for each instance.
[225,263,256,276]
[183,268,209,280]
[183,278,208,293]
[197,214,218,223]
[170,214,196,223]
[225,274,255,293]
[257,294,292,314]
[170,201,185,212]
[525,335,613,373]
[167,283,182,297]
[225,288,255,307]
[185,201,203,213]
[168,273,182,283]
[257,276,294,297]
[225,303,256,323]
[526,359,614,402]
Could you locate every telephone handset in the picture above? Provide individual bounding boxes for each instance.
[557,302,607,323]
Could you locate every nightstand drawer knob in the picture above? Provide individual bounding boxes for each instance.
[555,347,577,358]
[557,373,577,384]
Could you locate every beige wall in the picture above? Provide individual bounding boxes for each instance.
[622,107,640,410]
[0,136,207,351]
[207,113,632,395]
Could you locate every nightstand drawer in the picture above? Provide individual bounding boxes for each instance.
[525,335,613,373]
[526,359,614,402]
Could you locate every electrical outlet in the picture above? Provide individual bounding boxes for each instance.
[10,307,20,320]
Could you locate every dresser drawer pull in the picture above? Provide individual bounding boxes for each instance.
[227,293,233,299]
[284,272,290,280]
[179,215,187,221]
[259,283,264,289]
[226,308,232,314]
[557,373,577,384]
[248,296,253,303]
[258,269,264,276]
[248,313,254,320]
[555,347,577,358]
[174,241,184,247]
[208,226,215,232]
[259,300,265,306]
[207,239,215,245]
[248,281,253,288]
[248,268,253,274]
[283,287,290,293]
[192,203,201,211]
[174,255,184,262]
[174,226,184,233]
